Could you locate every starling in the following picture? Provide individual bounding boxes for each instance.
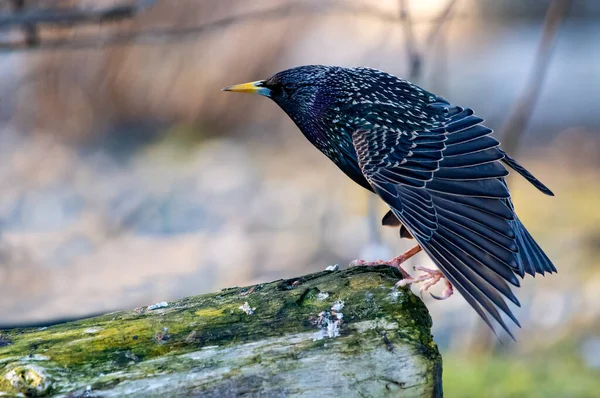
[223,65,556,337]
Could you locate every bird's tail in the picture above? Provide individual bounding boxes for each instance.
[499,149,554,196]
[511,215,557,277]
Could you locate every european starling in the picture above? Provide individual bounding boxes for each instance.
[223,65,556,337]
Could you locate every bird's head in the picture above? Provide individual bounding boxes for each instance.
[223,65,353,130]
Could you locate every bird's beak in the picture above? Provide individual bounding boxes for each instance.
[222,80,270,96]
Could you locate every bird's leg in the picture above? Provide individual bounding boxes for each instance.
[350,245,422,279]
[396,266,454,300]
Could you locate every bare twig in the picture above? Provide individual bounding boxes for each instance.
[398,0,421,81]
[398,0,458,82]
[0,0,156,29]
[0,0,466,52]
[500,0,571,157]
[425,0,458,49]
[10,0,39,47]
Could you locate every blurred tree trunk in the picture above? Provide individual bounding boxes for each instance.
[500,0,571,157]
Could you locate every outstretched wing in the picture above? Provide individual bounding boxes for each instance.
[353,103,526,337]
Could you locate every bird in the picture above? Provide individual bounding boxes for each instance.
[223,65,556,338]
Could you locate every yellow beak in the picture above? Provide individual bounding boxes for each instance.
[222,80,270,96]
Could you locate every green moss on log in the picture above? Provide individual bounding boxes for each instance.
[0,266,442,397]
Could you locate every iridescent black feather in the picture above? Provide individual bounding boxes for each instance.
[245,65,556,337]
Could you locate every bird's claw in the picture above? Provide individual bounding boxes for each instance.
[395,266,453,300]
[429,283,454,300]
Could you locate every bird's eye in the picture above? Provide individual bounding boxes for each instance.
[268,82,293,97]
[283,85,294,95]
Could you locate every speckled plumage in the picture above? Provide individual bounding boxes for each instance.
[227,65,556,337]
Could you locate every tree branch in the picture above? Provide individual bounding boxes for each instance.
[398,0,421,80]
[425,0,458,49]
[0,0,156,29]
[499,0,571,157]
[0,266,442,397]
[0,0,466,52]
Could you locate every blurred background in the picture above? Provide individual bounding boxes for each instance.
[0,0,598,396]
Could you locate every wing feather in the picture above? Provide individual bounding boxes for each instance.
[433,192,514,220]
[443,136,499,157]
[439,148,504,168]
[434,162,509,181]
[446,125,493,145]
[351,97,555,336]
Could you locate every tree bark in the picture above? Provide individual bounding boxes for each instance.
[0,266,442,397]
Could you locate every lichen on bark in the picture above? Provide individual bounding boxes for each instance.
[0,266,442,397]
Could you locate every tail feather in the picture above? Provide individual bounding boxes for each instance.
[499,149,554,196]
[511,216,557,277]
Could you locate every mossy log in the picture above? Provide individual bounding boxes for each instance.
[0,266,442,397]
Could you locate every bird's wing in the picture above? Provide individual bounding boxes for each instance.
[499,149,554,196]
[352,106,524,337]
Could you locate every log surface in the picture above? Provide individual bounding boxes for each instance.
[0,266,442,397]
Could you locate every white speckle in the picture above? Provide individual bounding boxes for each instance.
[239,301,256,316]
[83,327,102,334]
[331,300,344,312]
[388,289,401,302]
[312,309,343,341]
[325,264,339,272]
[311,299,346,341]
[29,354,50,361]
[316,292,330,301]
[326,318,341,338]
[148,301,169,310]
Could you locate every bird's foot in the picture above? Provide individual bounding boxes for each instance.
[349,258,411,279]
[350,245,422,279]
[395,266,454,300]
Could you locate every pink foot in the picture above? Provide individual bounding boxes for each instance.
[349,258,410,279]
[395,266,454,300]
[350,245,422,279]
